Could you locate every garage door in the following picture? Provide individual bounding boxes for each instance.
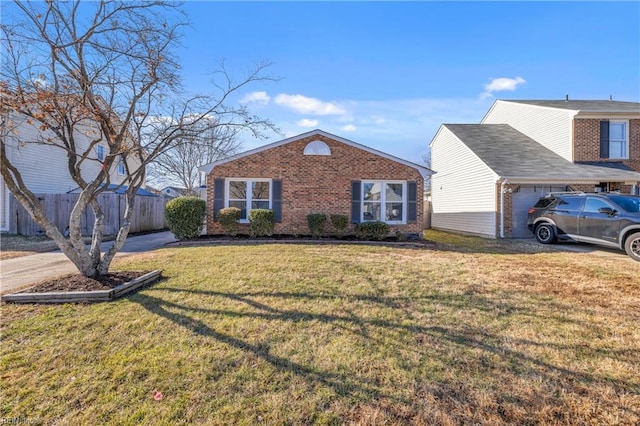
[511,185,566,238]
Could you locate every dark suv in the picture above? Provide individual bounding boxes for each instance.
[527,192,640,261]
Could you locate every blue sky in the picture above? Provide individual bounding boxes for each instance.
[5,1,640,166]
[175,1,640,165]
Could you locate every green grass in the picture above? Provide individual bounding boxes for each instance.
[1,235,639,425]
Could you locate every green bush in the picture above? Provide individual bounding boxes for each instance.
[307,213,327,238]
[249,209,275,237]
[394,230,408,242]
[354,221,390,241]
[330,214,349,236]
[217,207,242,236]
[165,196,206,240]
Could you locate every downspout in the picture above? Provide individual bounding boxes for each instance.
[500,178,510,239]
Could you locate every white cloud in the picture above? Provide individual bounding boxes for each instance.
[274,93,347,116]
[32,77,49,88]
[297,118,319,128]
[480,76,526,99]
[243,96,492,166]
[370,115,386,125]
[240,91,271,105]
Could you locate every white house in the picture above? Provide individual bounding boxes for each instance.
[430,100,640,238]
[0,110,140,232]
[160,186,190,198]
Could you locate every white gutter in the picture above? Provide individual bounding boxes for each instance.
[499,178,510,239]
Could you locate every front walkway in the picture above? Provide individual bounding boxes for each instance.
[0,231,177,295]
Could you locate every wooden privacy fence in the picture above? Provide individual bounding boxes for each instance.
[423,197,432,229]
[7,193,168,236]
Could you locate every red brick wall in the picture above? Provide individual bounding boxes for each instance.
[571,183,633,194]
[494,183,517,238]
[574,118,640,172]
[205,134,424,235]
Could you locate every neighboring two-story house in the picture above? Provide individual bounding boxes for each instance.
[430,99,640,238]
[0,109,141,232]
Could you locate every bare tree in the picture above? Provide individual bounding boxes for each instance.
[421,150,432,192]
[1,1,276,277]
[147,119,243,194]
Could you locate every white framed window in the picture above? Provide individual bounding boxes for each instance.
[226,178,272,222]
[361,181,406,224]
[96,145,105,161]
[609,121,628,159]
[303,140,331,156]
[117,157,125,175]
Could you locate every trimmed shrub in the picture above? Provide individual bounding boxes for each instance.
[307,213,327,238]
[394,230,408,242]
[249,209,275,237]
[354,221,390,241]
[165,196,206,240]
[330,214,349,237]
[217,207,242,236]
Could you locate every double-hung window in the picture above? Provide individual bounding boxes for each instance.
[362,181,406,223]
[609,121,628,159]
[601,120,629,159]
[96,145,105,161]
[117,157,125,175]
[227,178,271,221]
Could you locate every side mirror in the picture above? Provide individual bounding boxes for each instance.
[598,207,616,216]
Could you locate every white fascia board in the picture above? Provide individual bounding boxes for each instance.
[500,176,640,185]
[198,129,434,179]
[479,99,501,124]
[483,99,582,117]
[575,112,640,120]
[428,125,446,148]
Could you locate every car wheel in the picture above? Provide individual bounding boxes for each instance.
[535,223,556,244]
[624,232,640,262]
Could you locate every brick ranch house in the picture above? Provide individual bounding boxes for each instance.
[198,129,433,236]
[430,99,640,239]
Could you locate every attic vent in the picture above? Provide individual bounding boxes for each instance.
[303,140,331,156]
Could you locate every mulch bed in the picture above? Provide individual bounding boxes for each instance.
[193,234,425,242]
[177,234,434,245]
[23,271,152,293]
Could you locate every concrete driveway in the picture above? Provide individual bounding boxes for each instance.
[0,231,177,295]
[519,238,637,262]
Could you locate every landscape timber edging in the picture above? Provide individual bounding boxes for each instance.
[1,270,162,304]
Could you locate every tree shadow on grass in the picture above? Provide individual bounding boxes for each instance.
[131,286,640,405]
[131,291,403,405]
[157,286,597,333]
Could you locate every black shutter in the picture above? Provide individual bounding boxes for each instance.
[600,120,610,159]
[272,179,282,223]
[351,180,361,223]
[213,178,225,221]
[407,181,417,223]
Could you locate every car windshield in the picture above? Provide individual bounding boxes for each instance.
[608,195,640,213]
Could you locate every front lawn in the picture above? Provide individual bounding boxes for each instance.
[1,236,639,424]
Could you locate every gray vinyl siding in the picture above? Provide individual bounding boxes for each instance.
[482,100,576,162]
[3,111,135,194]
[0,112,140,230]
[430,126,499,238]
[0,172,8,231]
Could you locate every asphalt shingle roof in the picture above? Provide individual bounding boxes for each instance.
[500,100,640,113]
[443,124,640,183]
